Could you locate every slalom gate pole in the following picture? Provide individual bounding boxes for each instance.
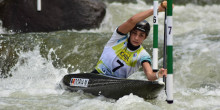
[166,0,174,104]
[37,0,41,11]
[153,0,159,76]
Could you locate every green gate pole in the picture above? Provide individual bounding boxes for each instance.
[153,0,159,75]
[166,0,173,104]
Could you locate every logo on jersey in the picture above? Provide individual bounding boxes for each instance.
[112,40,140,67]
[133,53,137,57]
[119,49,131,63]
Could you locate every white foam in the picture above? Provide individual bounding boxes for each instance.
[0,46,70,97]
[1,2,220,109]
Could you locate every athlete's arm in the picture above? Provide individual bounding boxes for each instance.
[117,9,153,35]
[117,1,167,35]
[142,62,167,81]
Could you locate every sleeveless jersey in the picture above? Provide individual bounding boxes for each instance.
[95,28,152,78]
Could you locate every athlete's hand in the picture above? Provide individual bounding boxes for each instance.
[158,1,174,12]
[158,68,167,78]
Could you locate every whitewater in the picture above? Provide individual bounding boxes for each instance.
[1,1,220,109]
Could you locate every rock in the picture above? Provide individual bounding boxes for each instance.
[0,0,106,33]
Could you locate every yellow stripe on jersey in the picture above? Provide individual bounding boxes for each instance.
[112,40,144,67]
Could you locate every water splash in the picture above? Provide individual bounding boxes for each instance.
[0,46,68,97]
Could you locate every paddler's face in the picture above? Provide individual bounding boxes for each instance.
[130,29,147,46]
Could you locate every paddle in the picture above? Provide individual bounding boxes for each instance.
[163,5,167,92]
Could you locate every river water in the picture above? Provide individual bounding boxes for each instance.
[1,1,220,110]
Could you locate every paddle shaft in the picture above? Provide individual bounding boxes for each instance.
[163,8,167,88]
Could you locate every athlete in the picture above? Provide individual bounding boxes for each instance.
[93,1,169,81]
